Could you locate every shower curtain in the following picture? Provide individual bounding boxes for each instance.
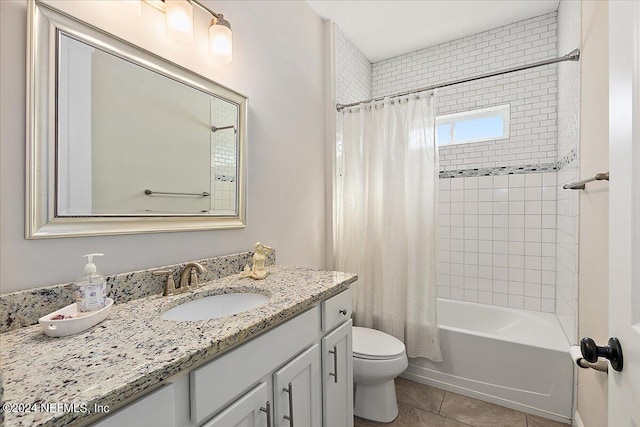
[335,92,442,361]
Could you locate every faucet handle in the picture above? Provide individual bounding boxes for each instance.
[189,267,199,288]
[153,269,176,296]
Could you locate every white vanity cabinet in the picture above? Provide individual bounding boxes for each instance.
[202,344,322,427]
[91,384,175,427]
[194,288,353,427]
[93,288,353,427]
[320,289,353,427]
[189,308,321,425]
[202,383,270,427]
[273,344,322,427]
[322,320,353,427]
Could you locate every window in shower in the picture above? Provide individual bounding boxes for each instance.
[436,104,510,146]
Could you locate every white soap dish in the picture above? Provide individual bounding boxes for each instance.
[38,298,114,337]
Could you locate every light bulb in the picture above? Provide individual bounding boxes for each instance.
[208,15,232,63]
[165,0,194,44]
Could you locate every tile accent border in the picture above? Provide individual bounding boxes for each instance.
[439,163,558,179]
[556,147,578,170]
[0,250,276,333]
[439,147,579,180]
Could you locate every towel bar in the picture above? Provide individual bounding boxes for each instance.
[562,172,609,190]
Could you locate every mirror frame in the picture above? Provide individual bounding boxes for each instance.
[26,0,247,238]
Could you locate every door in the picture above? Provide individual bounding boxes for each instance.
[273,344,322,427]
[609,1,640,425]
[202,382,270,427]
[322,319,353,427]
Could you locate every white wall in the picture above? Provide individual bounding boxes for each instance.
[577,1,609,425]
[0,0,327,292]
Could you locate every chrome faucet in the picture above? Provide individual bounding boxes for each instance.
[179,262,207,290]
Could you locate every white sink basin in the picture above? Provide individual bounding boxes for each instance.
[161,293,270,321]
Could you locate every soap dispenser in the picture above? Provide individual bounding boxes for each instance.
[75,253,107,313]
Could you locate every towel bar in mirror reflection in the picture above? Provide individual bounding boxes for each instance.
[144,190,211,197]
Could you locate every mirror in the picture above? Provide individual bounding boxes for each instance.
[57,34,240,216]
[27,1,247,238]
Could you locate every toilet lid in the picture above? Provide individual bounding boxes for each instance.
[352,327,406,360]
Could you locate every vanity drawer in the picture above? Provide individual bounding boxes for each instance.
[322,288,352,332]
[190,306,320,424]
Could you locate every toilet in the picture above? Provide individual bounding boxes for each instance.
[352,327,409,423]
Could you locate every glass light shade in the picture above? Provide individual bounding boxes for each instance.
[165,0,194,44]
[209,22,232,64]
[119,0,141,17]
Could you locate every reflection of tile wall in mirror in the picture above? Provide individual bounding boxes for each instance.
[210,97,238,215]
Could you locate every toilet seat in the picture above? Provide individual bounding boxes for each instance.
[353,327,406,360]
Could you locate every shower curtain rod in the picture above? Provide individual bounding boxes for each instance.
[336,48,580,111]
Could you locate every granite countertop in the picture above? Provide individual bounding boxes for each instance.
[0,266,357,427]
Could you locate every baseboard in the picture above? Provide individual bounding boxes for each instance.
[573,411,585,427]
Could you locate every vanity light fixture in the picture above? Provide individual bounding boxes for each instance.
[141,0,233,63]
[165,0,194,44]
[208,13,232,63]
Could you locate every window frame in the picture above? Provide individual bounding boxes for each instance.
[436,104,511,146]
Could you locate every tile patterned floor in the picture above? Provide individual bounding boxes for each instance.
[354,378,569,427]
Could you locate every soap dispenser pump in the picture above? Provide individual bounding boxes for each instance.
[75,253,107,313]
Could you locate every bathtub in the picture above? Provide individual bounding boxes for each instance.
[402,298,573,424]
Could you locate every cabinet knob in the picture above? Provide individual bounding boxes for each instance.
[339,309,347,315]
[580,337,623,372]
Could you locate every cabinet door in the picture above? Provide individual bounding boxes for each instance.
[322,320,353,427]
[202,382,270,427]
[191,307,320,424]
[273,344,322,427]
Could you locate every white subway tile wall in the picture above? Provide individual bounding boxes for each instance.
[556,162,579,340]
[211,98,238,214]
[335,27,371,105]
[437,174,557,311]
[372,12,558,171]
[554,0,580,342]
[557,0,581,163]
[335,26,372,178]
